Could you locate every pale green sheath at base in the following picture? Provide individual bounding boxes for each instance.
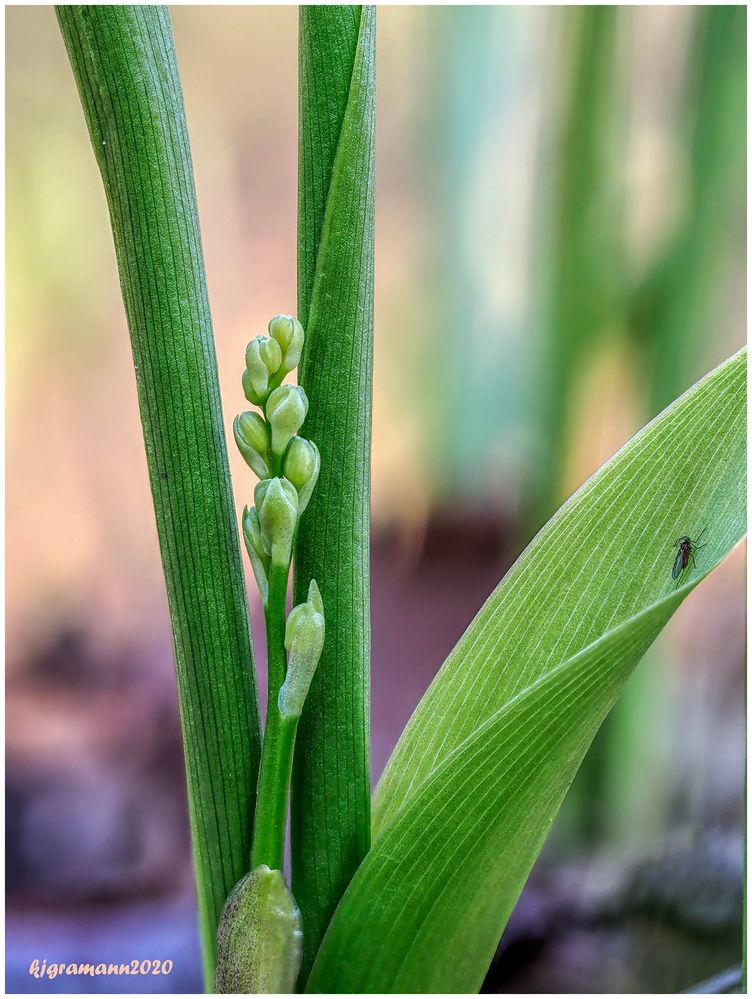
[214,865,302,994]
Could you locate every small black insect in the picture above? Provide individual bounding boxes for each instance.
[672,528,706,580]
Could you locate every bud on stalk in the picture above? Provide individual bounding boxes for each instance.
[234,411,270,479]
[268,314,305,377]
[255,477,298,567]
[279,579,326,717]
[243,335,282,405]
[242,505,270,603]
[283,436,320,514]
[266,384,308,458]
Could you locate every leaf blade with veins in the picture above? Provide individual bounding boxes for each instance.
[308,348,746,993]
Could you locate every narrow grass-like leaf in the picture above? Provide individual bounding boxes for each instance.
[292,6,376,979]
[535,6,620,525]
[56,8,261,983]
[639,6,746,412]
[308,349,746,993]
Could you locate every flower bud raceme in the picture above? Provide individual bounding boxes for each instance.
[266,384,308,458]
[234,412,271,480]
[242,505,270,603]
[283,436,320,515]
[214,865,302,995]
[255,477,298,567]
[243,335,282,405]
[268,314,305,377]
[278,580,325,718]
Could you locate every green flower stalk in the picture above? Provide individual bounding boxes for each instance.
[216,314,325,992]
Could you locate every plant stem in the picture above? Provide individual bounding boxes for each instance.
[55,8,261,985]
[251,562,296,871]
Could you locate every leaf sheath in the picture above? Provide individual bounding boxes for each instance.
[293,4,376,981]
[56,7,261,983]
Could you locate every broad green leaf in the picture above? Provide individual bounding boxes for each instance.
[307,349,746,993]
[292,5,376,980]
[56,9,261,985]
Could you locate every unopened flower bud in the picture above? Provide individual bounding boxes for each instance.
[268,314,305,376]
[242,505,269,603]
[266,384,308,457]
[279,580,325,718]
[234,412,270,479]
[214,865,302,994]
[247,334,282,376]
[243,336,282,405]
[283,436,320,515]
[255,477,298,566]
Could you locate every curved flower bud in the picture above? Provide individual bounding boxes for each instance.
[283,436,320,514]
[268,314,305,377]
[247,334,283,377]
[214,865,302,994]
[266,384,308,458]
[255,477,298,567]
[234,412,270,480]
[243,335,282,405]
[242,505,269,603]
[279,580,325,718]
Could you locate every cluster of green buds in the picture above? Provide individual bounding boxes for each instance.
[233,315,321,603]
[217,314,325,993]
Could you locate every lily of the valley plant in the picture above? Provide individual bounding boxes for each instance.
[57,5,746,994]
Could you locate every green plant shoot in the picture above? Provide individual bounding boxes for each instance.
[214,316,325,993]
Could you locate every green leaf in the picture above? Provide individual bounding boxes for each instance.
[535,6,621,524]
[56,8,261,985]
[292,5,376,980]
[641,6,746,413]
[307,348,746,993]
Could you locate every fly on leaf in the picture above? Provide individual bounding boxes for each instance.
[672,528,706,580]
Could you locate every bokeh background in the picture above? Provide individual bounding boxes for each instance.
[6,5,746,993]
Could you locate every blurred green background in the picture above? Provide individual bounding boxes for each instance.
[6,6,746,993]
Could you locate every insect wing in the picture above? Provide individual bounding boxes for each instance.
[672,547,687,579]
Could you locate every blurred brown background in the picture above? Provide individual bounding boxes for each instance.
[6,5,745,993]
